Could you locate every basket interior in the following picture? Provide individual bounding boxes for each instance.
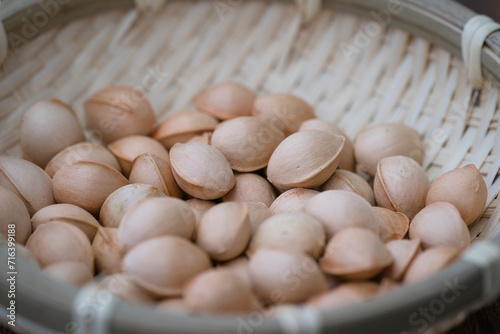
[0,0,499,241]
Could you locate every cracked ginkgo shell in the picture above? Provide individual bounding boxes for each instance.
[169,143,235,200]
[374,155,430,220]
[123,235,211,297]
[320,227,393,280]
[267,130,344,190]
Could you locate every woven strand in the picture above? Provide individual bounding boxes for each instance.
[295,0,321,24]
[0,21,8,66]
[462,15,500,89]
[73,284,116,334]
[135,0,164,11]
[275,306,321,334]
[461,241,500,303]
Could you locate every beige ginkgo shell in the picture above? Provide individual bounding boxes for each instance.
[425,164,487,225]
[128,153,182,198]
[374,155,430,220]
[0,156,55,215]
[26,221,94,271]
[43,261,93,287]
[0,186,31,244]
[252,94,315,136]
[308,281,379,310]
[246,202,274,235]
[99,183,165,228]
[45,142,121,177]
[247,214,325,259]
[221,173,276,207]
[153,110,219,149]
[409,202,470,249]
[84,86,156,144]
[184,269,253,314]
[186,131,212,145]
[267,130,344,190]
[196,202,251,261]
[249,249,328,304]
[320,227,393,280]
[382,239,421,281]
[211,116,284,172]
[32,203,101,241]
[185,198,216,240]
[122,235,212,297]
[299,119,355,171]
[108,135,169,176]
[372,207,410,242]
[98,274,155,305]
[404,247,462,284]
[20,99,85,168]
[52,161,129,215]
[92,227,122,274]
[269,188,319,215]
[354,123,424,176]
[305,190,379,238]
[192,82,256,120]
[320,169,375,205]
[169,143,235,200]
[119,197,196,252]
[216,257,251,288]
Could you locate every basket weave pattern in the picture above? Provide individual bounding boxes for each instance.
[0,0,499,241]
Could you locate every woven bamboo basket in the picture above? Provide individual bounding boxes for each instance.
[1,0,500,333]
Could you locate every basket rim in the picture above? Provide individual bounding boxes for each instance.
[0,1,499,334]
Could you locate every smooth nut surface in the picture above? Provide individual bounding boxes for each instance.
[184,269,253,314]
[192,82,256,120]
[320,169,375,205]
[170,143,235,200]
[122,235,211,297]
[92,227,122,274]
[0,186,31,244]
[252,94,315,136]
[221,173,276,207]
[404,247,461,284]
[154,110,219,149]
[354,123,424,176]
[119,197,196,252]
[372,207,409,242]
[382,239,421,281]
[267,130,344,190]
[21,99,85,168]
[409,202,470,249]
[84,86,156,144]
[0,156,55,215]
[249,249,328,303]
[43,261,93,287]
[425,164,487,225]
[270,188,319,215]
[98,274,155,304]
[305,190,379,238]
[299,119,355,171]
[308,282,379,310]
[320,228,393,280]
[247,214,325,258]
[108,135,169,176]
[211,116,284,172]
[26,221,94,271]
[45,142,121,177]
[196,202,251,261]
[53,161,129,215]
[32,203,101,241]
[100,183,165,228]
[246,202,274,235]
[374,155,430,220]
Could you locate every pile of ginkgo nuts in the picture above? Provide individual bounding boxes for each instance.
[0,82,488,315]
